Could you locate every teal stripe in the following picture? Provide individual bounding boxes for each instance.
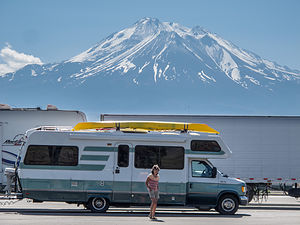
[83,146,115,152]
[83,147,225,155]
[20,179,228,204]
[19,163,105,171]
[21,179,187,194]
[83,147,224,155]
[83,146,136,152]
[185,149,225,155]
[22,189,186,205]
[77,164,105,171]
[80,155,109,161]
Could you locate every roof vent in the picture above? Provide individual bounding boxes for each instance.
[47,104,58,110]
[0,104,12,110]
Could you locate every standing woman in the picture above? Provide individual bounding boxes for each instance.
[145,165,160,219]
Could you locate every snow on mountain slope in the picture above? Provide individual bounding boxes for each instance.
[62,17,300,90]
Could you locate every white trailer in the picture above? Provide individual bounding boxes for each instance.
[100,114,300,201]
[0,104,86,190]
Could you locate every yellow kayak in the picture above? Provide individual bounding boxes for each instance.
[73,121,219,134]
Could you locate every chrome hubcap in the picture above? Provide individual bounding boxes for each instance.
[222,198,235,212]
[93,198,105,210]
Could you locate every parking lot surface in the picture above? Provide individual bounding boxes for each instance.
[0,195,300,225]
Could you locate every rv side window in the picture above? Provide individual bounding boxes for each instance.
[160,146,184,169]
[191,140,221,152]
[24,145,78,166]
[134,145,184,169]
[191,160,213,178]
[135,145,158,169]
[118,145,129,167]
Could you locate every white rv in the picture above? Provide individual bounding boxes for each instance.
[16,121,247,215]
[0,104,86,190]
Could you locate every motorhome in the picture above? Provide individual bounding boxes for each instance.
[16,121,247,215]
[0,104,86,190]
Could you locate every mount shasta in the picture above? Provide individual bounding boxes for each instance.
[1,18,300,117]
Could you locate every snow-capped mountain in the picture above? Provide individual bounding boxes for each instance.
[1,18,300,116]
[66,17,300,89]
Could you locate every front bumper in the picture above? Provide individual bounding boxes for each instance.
[239,195,248,205]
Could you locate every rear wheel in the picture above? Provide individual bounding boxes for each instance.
[216,194,239,215]
[87,197,109,213]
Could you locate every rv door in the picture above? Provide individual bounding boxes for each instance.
[112,143,133,202]
[187,159,219,206]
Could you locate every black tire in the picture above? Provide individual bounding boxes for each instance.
[246,185,254,203]
[216,194,239,215]
[87,197,109,213]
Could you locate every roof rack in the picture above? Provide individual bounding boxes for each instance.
[73,121,219,134]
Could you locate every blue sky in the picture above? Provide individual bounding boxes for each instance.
[0,0,300,71]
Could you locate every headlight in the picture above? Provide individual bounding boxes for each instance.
[242,186,247,193]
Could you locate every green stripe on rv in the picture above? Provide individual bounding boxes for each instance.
[83,147,115,152]
[20,179,242,196]
[185,150,225,155]
[83,146,225,155]
[80,155,109,161]
[20,178,187,193]
[19,163,105,171]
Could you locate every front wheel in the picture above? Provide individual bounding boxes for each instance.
[216,194,239,215]
[87,197,110,213]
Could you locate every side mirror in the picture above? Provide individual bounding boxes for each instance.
[212,167,217,178]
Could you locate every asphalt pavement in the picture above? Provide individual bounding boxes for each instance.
[0,195,299,225]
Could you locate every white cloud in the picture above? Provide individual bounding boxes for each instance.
[0,43,43,76]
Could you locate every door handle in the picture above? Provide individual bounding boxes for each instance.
[115,167,120,174]
[190,183,192,189]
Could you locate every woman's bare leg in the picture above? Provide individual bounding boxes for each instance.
[149,199,154,217]
[152,199,157,218]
